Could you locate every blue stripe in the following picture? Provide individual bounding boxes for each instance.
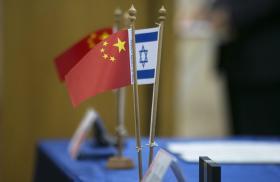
[135,32,158,43]
[137,69,155,79]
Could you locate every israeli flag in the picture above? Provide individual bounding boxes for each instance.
[128,27,160,85]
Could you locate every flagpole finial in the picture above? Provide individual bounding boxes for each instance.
[158,6,167,22]
[147,5,167,166]
[128,5,137,22]
[123,11,130,28]
[114,7,122,31]
[127,4,143,181]
[114,7,122,19]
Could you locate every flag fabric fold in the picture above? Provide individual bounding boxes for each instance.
[54,28,112,81]
[65,30,131,106]
[65,27,160,107]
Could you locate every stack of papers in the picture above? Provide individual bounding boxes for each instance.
[167,140,280,163]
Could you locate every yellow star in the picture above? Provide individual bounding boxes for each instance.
[113,38,126,53]
[87,33,97,48]
[110,56,116,62]
[90,33,97,39]
[103,41,109,47]
[102,54,108,59]
[87,40,95,48]
[100,32,109,40]
[100,48,105,53]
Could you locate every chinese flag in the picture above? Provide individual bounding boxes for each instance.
[65,30,131,106]
[54,28,112,81]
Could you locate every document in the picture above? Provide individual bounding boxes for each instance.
[167,140,280,163]
[143,149,174,182]
[68,108,98,159]
[143,149,186,182]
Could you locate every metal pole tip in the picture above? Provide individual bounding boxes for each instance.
[129,4,137,16]
[158,5,167,22]
[159,6,167,15]
[114,7,122,16]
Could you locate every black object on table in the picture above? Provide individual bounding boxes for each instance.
[206,161,221,182]
[199,156,211,182]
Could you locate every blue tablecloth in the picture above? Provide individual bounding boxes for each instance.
[33,138,280,182]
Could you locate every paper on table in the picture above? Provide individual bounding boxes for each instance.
[143,149,174,182]
[143,149,186,182]
[167,141,280,163]
[68,108,98,159]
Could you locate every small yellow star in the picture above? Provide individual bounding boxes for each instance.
[87,41,95,48]
[87,33,97,48]
[113,38,126,53]
[90,33,97,39]
[103,54,108,59]
[103,41,109,46]
[100,48,105,53]
[100,32,109,40]
[110,56,116,62]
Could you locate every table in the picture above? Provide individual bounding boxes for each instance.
[33,138,280,182]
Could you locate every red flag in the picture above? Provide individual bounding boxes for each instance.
[65,29,131,106]
[54,28,112,81]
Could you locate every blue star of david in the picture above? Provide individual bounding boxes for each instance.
[139,45,148,68]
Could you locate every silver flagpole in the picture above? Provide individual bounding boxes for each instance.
[128,4,143,180]
[148,6,167,166]
[107,7,134,169]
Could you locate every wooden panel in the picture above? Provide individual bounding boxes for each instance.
[1,1,155,181]
[0,0,3,181]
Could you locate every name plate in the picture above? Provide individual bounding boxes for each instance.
[68,108,98,159]
[143,149,186,182]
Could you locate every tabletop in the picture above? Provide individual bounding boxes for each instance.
[33,137,280,182]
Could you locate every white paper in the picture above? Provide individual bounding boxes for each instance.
[68,108,98,159]
[142,149,174,182]
[167,141,280,163]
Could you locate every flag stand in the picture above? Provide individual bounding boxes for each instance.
[107,7,134,169]
[129,5,143,181]
[148,6,167,166]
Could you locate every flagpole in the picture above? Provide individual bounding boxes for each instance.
[148,6,167,166]
[115,10,130,158]
[107,7,134,169]
[114,7,125,158]
[128,5,143,180]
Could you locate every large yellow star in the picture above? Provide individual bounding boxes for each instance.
[113,38,126,53]
[100,32,109,40]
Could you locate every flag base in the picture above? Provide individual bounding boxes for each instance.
[107,156,134,169]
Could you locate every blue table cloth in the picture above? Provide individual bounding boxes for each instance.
[33,138,280,182]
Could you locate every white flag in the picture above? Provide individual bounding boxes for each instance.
[128,27,160,85]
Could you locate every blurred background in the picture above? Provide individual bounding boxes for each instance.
[0,0,231,181]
